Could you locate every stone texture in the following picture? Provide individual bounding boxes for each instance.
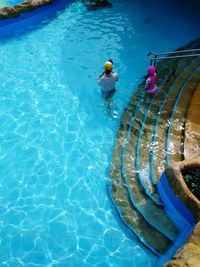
[184,84,200,160]
[0,0,54,19]
[165,159,200,221]
[110,38,200,266]
[164,222,200,267]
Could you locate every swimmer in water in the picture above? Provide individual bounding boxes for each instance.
[97,60,119,100]
[145,65,158,95]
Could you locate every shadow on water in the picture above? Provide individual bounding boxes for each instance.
[81,0,112,11]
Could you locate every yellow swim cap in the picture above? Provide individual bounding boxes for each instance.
[104,61,113,71]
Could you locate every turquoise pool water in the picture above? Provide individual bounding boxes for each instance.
[0,0,200,266]
[0,0,23,7]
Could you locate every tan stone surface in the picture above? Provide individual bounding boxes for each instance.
[164,222,200,267]
[184,85,200,160]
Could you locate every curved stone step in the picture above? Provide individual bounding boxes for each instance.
[109,64,179,255]
[131,57,197,195]
[184,84,200,159]
[135,57,198,191]
[121,63,171,188]
[167,69,200,163]
[120,60,200,240]
[123,122,180,241]
[112,66,180,241]
[110,38,200,263]
[152,58,200,182]
[130,39,200,188]
[125,62,177,188]
[109,184,173,255]
[110,129,173,255]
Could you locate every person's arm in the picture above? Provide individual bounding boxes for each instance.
[99,71,105,78]
[145,77,150,90]
[97,76,102,86]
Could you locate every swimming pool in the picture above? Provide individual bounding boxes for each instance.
[0,0,200,266]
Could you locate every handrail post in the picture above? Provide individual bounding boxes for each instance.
[153,55,157,67]
[166,58,180,82]
[171,58,180,76]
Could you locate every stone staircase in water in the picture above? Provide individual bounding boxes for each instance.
[108,40,200,266]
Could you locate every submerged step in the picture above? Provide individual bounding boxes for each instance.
[119,68,185,240]
[184,84,200,159]
[110,40,200,264]
[109,183,173,255]
[166,69,200,163]
[125,57,198,199]
[123,140,179,241]
[152,58,200,182]
[110,127,173,255]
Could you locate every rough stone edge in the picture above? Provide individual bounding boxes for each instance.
[165,158,200,221]
[0,0,55,19]
[164,222,200,267]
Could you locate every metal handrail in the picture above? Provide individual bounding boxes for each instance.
[147,48,200,60]
[146,48,200,81]
[148,53,200,61]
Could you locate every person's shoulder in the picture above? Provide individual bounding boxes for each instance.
[112,71,119,80]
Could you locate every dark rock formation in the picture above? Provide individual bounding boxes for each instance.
[81,0,112,11]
